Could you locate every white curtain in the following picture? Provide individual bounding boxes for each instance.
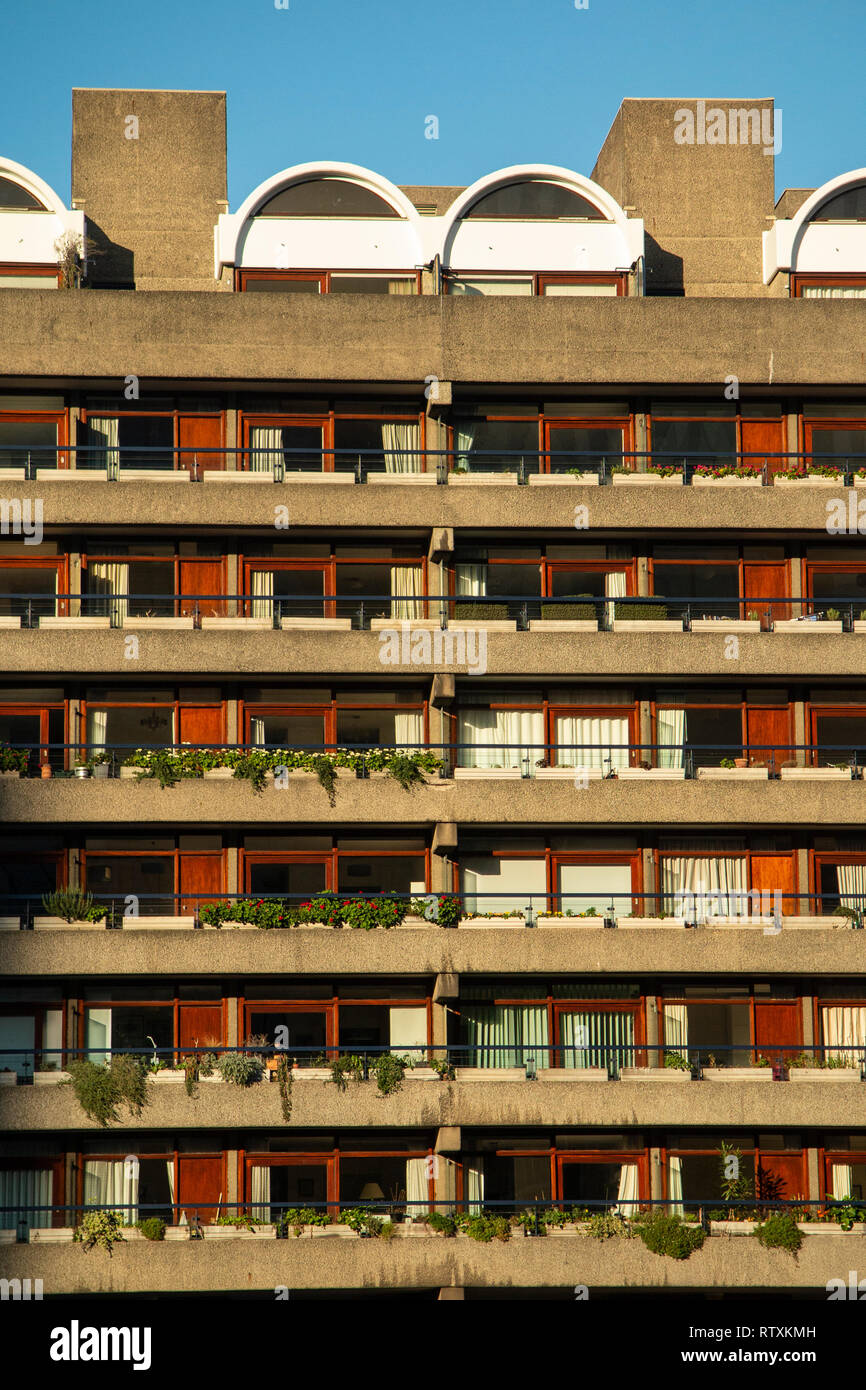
[251,569,275,620]
[657,708,686,769]
[822,1006,866,1066]
[802,286,866,299]
[393,710,424,752]
[457,708,544,769]
[554,714,629,770]
[455,423,477,472]
[405,1159,430,1218]
[251,717,266,747]
[89,561,128,625]
[465,1161,484,1214]
[832,1164,853,1200]
[250,1165,270,1223]
[88,417,119,474]
[837,864,866,913]
[663,1003,689,1062]
[560,1010,634,1072]
[86,1007,112,1062]
[463,1005,548,1068]
[381,422,421,475]
[87,708,109,751]
[605,570,627,626]
[660,853,747,918]
[455,563,486,597]
[0,1168,52,1231]
[166,1160,177,1225]
[667,1157,684,1217]
[438,1157,458,1216]
[249,426,284,473]
[390,565,424,620]
[615,1163,640,1216]
[83,1159,138,1222]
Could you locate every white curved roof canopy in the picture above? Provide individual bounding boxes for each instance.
[438,164,644,273]
[764,168,866,283]
[0,157,84,269]
[217,161,425,274]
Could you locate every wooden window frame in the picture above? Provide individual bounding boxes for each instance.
[241,554,429,619]
[810,850,866,916]
[0,698,67,766]
[0,1156,65,1226]
[239,406,427,473]
[0,263,61,287]
[446,271,627,296]
[241,1145,434,1216]
[241,847,431,896]
[0,555,69,617]
[0,407,68,467]
[79,407,225,473]
[81,847,227,916]
[792,274,866,297]
[655,848,799,913]
[236,269,422,294]
[77,995,227,1058]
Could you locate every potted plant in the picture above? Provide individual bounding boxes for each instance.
[35,888,107,930]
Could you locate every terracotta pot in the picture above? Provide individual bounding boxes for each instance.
[40,764,53,779]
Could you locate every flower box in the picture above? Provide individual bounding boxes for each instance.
[0,1230,17,1243]
[454,1067,525,1081]
[125,916,195,930]
[689,619,761,633]
[615,767,685,780]
[0,770,19,778]
[369,618,443,631]
[774,475,842,487]
[29,1227,75,1243]
[366,473,437,486]
[458,916,526,929]
[448,473,518,485]
[853,622,866,633]
[691,474,763,487]
[200,617,273,630]
[117,470,190,483]
[201,1225,259,1238]
[123,617,195,629]
[402,1068,439,1081]
[33,1071,70,1084]
[536,1067,608,1082]
[279,617,353,631]
[534,767,603,780]
[453,767,523,780]
[0,917,21,930]
[528,473,599,486]
[0,616,21,628]
[612,473,683,486]
[617,918,685,929]
[780,766,852,780]
[528,619,599,632]
[536,915,606,928]
[709,1220,757,1235]
[39,616,111,629]
[448,620,517,632]
[773,619,844,633]
[149,1071,187,1083]
[788,1068,860,1083]
[120,765,143,778]
[797,1223,866,1234]
[0,1072,18,1086]
[696,767,769,780]
[619,1067,691,1081]
[701,1068,774,1081]
[203,766,235,779]
[611,620,684,632]
[33,916,107,930]
[291,1068,334,1080]
[781,915,850,929]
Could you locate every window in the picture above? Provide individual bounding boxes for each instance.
[649,402,785,471]
[802,417,866,467]
[658,840,797,918]
[255,179,401,219]
[0,177,47,211]
[794,277,866,299]
[243,548,426,623]
[813,855,866,916]
[78,405,224,474]
[0,699,65,772]
[242,842,429,898]
[241,406,424,474]
[464,181,608,221]
[82,843,225,917]
[0,559,64,623]
[448,273,623,297]
[0,409,65,468]
[808,187,866,222]
[0,266,59,289]
[238,270,418,294]
[84,555,175,620]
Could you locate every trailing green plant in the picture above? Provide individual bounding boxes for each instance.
[720,757,736,769]
[663,1050,691,1071]
[718,1141,753,1206]
[379,753,428,792]
[41,887,106,923]
[328,1053,364,1092]
[584,1211,633,1241]
[276,1053,293,1121]
[0,742,29,773]
[645,464,683,478]
[339,1208,384,1237]
[74,1210,125,1254]
[831,1203,866,1231]
[214,1213,256,1229]
[198,893,419,930]
[754,1212,802,1256]
[457,1213,510,1243]
[215,1048,264,1087]
[380,1220,396,1241]
[66,1055,149,1127]
[431,1057,456,1081]
[183,1053,200,1096]
[434,894,461,929]
[276,1207,331,1236]
[370,1054,410,1096]
[137,1217,166,1241]
[636,1212,705,1260]
[425,1211,457,1236]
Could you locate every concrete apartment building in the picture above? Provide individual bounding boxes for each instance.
[0,89,865,1300]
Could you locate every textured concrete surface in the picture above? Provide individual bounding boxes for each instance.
[2,1230,864,1293]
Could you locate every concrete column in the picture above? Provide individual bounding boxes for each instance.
[633,411,648,469]
[646,995,660,1066]
[225,1149,239,1209]
[430,1002,449,1049]
[650,1148,663,1201]
[636,556,650,597]
[796,847,810,913]
[784,410,799,457]
[792,702,807,768]
[224,401,238,471]
[225,844,239,897]
[806,1146,820,1203]
[67,405,81,470]
[638,700,652,765]
[801,995,815,1049]
[225,694,238,745]
[226,999,239,1048]
[226,553,239,618]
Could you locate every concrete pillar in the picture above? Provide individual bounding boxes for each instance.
[646,995,660,1066]
[792,701,807,768]
[224,401,238,471]
[225,1149,239,1209]
[225,844,239,897]
[226,553,239,618]
[67,405,81,470]
[636,556,650,597]
[801,995,815,1049]
[226,999,239,1048]
[650,1148,663,1201]
[633,411,648,468]
[796,847,810,913]
[438,1287,465,1300]
[806,1146,820,1204]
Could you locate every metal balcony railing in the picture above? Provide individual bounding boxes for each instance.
[1,445,865,482]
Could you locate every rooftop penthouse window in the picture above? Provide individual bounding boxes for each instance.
[254,177,402,219]
[0,175,47,211]
[462,179,609,222]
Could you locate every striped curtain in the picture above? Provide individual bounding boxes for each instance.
[250,1165,270,1222]
[657,708,686,769]
[0,1168,51,1232]
[663,1003,689,1062]
[821,1006,866,1066]
[248,426,284,473]
[837,863,866,914]
[250,569,275,620]
[559,1010,635,1073]
[463,1005,548,1068]
[83,1159,138,1222]
[390,565,424,620]
[554,715,629,770]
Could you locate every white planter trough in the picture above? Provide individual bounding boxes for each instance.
[0,1072,18,1085]
[774,475,842,487]
[528,619,599,632]
[33,1071,70,1084]
[448,620,517,632]
[279,618,353,631]
[200,617,273,630]
[458,916,526,929]
[116,470,190,483]
[536,915,606,928]
[611,620,684,632]
[369,618,443,631]
[691,475,763,487]
[126,917,196,930]
[402,1068,438,1081]
[709,1220,757,1235]
[528,473,599,486]
[617,917,685,929]
[0,917,21,930]
[366,473,437,485]
[149,1072,187,1084]
[788,1068,861,1083]
[619,1067,691,1081]
[33,917,107,930]
[701,1068,774,1081]
[39,617,111,629]
[612,473,683,486]
[696,767,769,780]
[30,1228,75,1243]
[534,767,603,779]
[455,1067,525,1081]
[0,616,21,628]
[203,766,235,779]
[689,619,761,633]
[536,1067,607,1082]
[291,1068,333,1080]
[448,473,518,485]
[0,1230,17,1242]
[120,765,144,778]
[124,617,195,630]
[780,766,852,780]
[616,767,685,780]
[454,767,523,780]
[774,619,844,633]
[202,1225,259,1238]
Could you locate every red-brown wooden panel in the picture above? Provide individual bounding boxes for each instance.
[178,1005,223,1052]
[177,415,224,473]
[177,1155,223,1223]
[746,706,792,770]
[178,704,225,747]
[751,853,797,916]
[757,1153,806,1204]
[178,558,226,617]
[178,853,225,914]
[740,418,786,473]
[742,562,790,623]
[754,1001,802,1060]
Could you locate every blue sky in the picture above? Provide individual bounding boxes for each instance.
[3,0,863,205]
